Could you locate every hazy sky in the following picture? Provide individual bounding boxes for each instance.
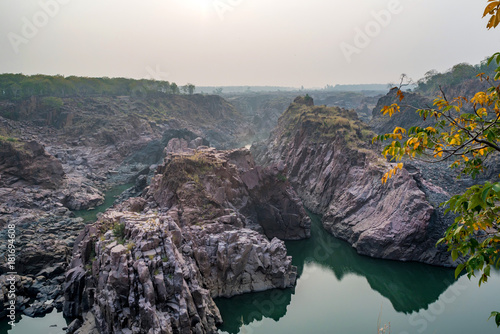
[1,0,499,87]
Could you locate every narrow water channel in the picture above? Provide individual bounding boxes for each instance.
[216,213,500,334]
[73,183,134,223]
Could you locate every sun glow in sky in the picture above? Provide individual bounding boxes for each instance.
[0,0,499,87]
[179,0,211,13]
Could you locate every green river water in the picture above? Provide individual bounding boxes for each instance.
[216,214,500,334]
[2,203,499,334]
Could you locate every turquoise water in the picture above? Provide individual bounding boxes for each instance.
[73,183,133,222]
[216,214,500,334]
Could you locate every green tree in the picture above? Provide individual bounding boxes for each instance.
[374,2,500,326]
[10,83,21,99]
[41,96,64,111]
[170,82,179,94]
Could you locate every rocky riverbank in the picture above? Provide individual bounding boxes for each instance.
[253,96,454,266]
[0,93,275,322]
[4,89,492,331]
[63,145,309,333]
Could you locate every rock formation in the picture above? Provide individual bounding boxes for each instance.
[0,139,64,189]
[147,145,310,241]
[0,90,277,322]
[254,96,453,266]
[63,145,309,333]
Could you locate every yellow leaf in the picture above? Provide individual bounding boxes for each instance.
[477,108,488,117]
[381,173,388,184]
[487,11,500,28]
[471,91,488,105]
[449,134,461,146]
[483,1,500,17]
[397,163,403,170]
[396,90,405,102]
[393,127,406,135]
[381,104,401,117]
[434,147,443,158]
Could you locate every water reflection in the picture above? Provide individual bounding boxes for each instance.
[287,214,456,314]
[215,288,293,334]
[216,213,456,333]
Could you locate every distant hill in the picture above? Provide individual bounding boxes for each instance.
[195,86,298,94]
[0,73,187,100]
[415,59,497,97]
[327,84,391,92]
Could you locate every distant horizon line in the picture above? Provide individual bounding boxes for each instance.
[0,72,395,90]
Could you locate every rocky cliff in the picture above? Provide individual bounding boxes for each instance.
[147,145,310,240]
[253,96,453,266]
[0,92,276,321]
[63,144,309,333]
[0,138,64,189]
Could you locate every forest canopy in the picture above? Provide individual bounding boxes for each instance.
[415,59,498,95]
[0,74,195,100]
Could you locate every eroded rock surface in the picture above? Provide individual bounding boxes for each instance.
[64,146,308,333]
[0,139,64,189]
[254,97,453,265]
[64,203,298,333]
[147,145,310,241]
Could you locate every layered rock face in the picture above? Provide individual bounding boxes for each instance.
[147,145,310,241]
[64,145,308,333]
[64,209,296,334]
[0,137,99,318]
[254,97,453,266]
[0,139,64,189]
[0,91,262,322]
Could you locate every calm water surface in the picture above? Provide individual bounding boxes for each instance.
[216,214,500,334]
[73,183,134,222]
[0,309,69,334]
[3,202,498,334]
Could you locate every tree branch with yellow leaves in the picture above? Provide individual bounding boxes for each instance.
[373,2,500,326]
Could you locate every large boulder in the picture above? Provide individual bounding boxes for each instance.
[0,139,64,189]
